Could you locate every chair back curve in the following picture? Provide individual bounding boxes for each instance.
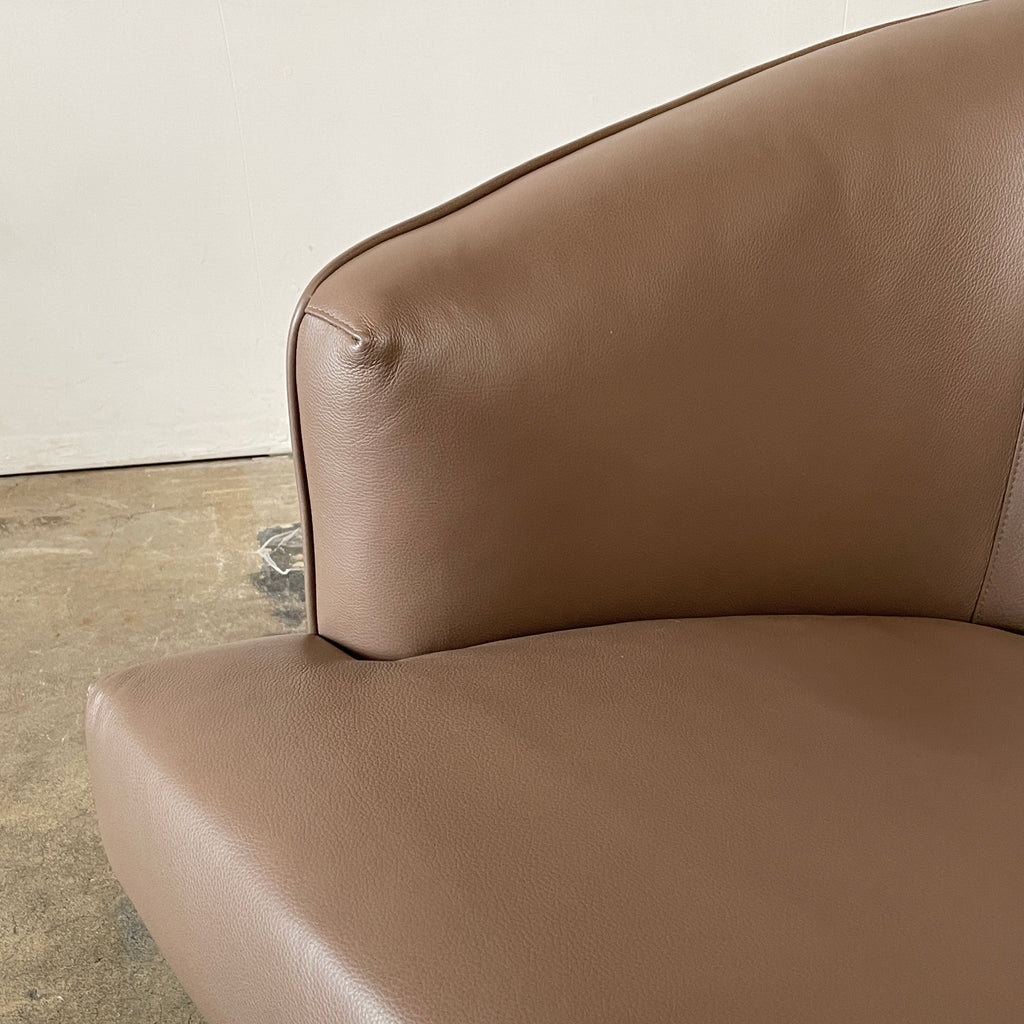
[289,0,1024,659]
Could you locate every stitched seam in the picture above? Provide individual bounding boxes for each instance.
[288,320,317,632]
[973,403,1024,621]
[305,306,363,342]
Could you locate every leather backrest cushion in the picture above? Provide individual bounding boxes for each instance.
[294,0,1024,659]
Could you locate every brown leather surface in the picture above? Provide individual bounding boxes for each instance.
[283,8,938,638]
[87,616,1024,1024]
[295,0,1024,659]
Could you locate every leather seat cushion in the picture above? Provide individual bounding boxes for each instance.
[86,616,1024,1023]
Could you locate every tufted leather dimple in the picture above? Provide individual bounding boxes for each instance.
[294,0,1024,659]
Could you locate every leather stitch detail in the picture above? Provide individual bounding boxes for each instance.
[305,305,363,343]
[973,401,1024,623]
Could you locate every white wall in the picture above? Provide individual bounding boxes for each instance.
[0,0,961,474]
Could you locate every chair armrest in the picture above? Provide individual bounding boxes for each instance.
[290,0,1024,659]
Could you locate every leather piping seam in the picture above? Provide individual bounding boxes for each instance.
[285,3,978,639]
[972,392,1024,623]
[304,306,363,343]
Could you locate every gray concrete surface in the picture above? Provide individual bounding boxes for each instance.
[1,455,304,1021]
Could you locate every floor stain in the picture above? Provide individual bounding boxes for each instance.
[251,523,306,630]
[29,514,70,529]
[115,896,157,963]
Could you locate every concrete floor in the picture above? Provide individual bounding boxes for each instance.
[1,455,304,1022]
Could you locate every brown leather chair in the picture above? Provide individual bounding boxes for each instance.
[87,2,1024,1020]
